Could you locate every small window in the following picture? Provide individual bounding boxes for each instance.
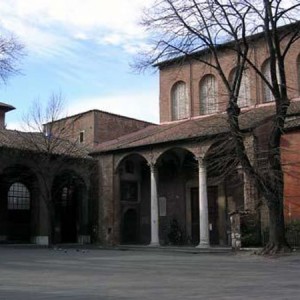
[79,131,84,143]
[8,182,30,210]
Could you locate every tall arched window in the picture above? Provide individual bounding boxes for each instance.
[199,75,218,115]
[229,68,250,108]
[297,55,300,96]
[8,182,30,210]
[171,81,189,120]
[262,59,275,102]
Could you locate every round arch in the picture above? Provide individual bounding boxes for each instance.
[115,152,149,173]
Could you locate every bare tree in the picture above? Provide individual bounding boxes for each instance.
[0,35,24,83]
[137,0,300,253]
[20,93,93,246]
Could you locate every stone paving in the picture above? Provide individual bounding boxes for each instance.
[0,246,299,299]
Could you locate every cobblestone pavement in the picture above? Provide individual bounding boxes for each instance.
[0,247,299,299]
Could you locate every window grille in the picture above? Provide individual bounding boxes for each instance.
[8,182,30,210]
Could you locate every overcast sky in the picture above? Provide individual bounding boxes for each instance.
[0,0,158,129]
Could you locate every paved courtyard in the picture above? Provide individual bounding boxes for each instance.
[0,247,299,299]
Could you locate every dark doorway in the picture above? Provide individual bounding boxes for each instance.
[191,186,219,245]
[191,188,199,245]
[7,182,31,242]
[55,186,78,243]
[122,209,138,244]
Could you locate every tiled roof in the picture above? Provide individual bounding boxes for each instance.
[0,129,91,158]
[92,100,300,154]
[155,21,300,68]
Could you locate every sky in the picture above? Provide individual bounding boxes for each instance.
[0,0,158,130]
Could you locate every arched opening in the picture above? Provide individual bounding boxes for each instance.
[52,171,88,243]
[0,165,38,243]
[117,154,150,245]
[156,147,197,245]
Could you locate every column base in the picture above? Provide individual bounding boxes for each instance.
[196,242,210,249]
[33,236,49,246]
[148,242,160,247]
[78,235,91,244]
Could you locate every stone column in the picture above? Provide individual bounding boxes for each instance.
[196,157,210,248]
[149,163,159,246]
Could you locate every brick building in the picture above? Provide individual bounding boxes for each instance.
[1,25,300,247]
[91,27,300,248]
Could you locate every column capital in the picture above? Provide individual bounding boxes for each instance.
[148,162,157,173]
[195,156,206,168]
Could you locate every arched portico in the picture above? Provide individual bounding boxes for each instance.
[113,138,242,248]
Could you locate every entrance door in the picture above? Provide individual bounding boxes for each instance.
[60,198,77,243]
[122,209,139,244]
[56,186,77,243]
[191,186,219,245]
[7,182,31,242]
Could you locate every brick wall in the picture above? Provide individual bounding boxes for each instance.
[94,111,153,147]
[49,110,154,149]
[281,130,300,222]
[159,36,300,123]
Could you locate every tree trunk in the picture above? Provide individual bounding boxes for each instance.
[262,200,290,254]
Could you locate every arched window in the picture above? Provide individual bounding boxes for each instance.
[199,75,218,115]
[297,55,300,96]
[262,59,275,102]
[8,182,30,210]
[171,81,189,120]
[229,68,250,108]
